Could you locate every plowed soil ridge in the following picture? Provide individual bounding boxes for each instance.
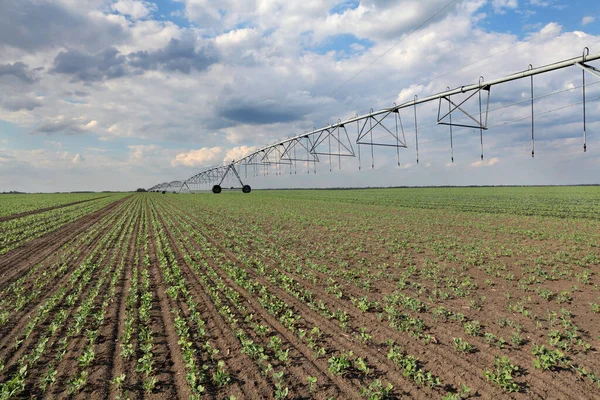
[0,196,130,287]
[0,195,111,223]
[163,196,600,399]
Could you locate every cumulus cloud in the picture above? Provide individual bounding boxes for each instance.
[29,116,92,136]
[582,16,595,26]
[492,0,518,13]
[72,153,84,164]
[1,0,599,191]
[128,37,218,73]
[51,47,127,82]
[128,144,162,161]
[0,94,43,111]
[471,157,500,167]
[224,145,258,162]
[49,37,218,83]
[219,99,309,125]
[112,0,157,20]
[0,62,37,83]
[0,0,128,52]
[171,147,224,167]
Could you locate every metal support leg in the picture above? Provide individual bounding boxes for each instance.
[414,96,419,164]
[529,64,535,158]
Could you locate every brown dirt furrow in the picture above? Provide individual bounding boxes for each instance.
[41,203,138,399]
[0,203,137,395]
[107,245,135,399]
[143,264,180,400]
[0,262,95,366]
[174,199,590,400]
[186,207,585,399]
[17,260,116,398]
[157,215,340,399]
[0,199,127,347]
[0,196,112,223]
[163,203,526,398]
[183,199,600,399]
[145,202,192,400]
[0,196,130,288]
[137,199,180,399]
[46,271,118,397]
[188,238,430,399]
[155,206,408,399]
[259,239,595,399]
[182,256,345,399]
[151,207,274,399]
[0,199,123,252]
[157,203,436,396]
[88,200,142,399]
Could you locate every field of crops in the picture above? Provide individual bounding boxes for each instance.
[1,187,599,399]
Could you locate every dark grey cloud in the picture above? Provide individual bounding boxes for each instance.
[219,97,311,125]
[0,95,42,111]
[51,47,127,82]
[30,119,85,136]
[0,62,37,83]
[63,90,90,97]
[0,0,128,51]
[49,38,218,82]
[128,38,218,73]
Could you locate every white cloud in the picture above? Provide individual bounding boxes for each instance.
[471,157,500,167]
[539,22,562,36]
[112,0,157,20]
[492,0,518,13]
[72,153,84,164]
[224,145,258,163]
[171,147,224,167]
[83,120,98,129]
[44,140,62,149]
[128,144,162,161]
[582,16,595,26]
[1,0,599,191]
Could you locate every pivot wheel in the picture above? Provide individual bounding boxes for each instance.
[212,185,222,194]
[242,185,252,194]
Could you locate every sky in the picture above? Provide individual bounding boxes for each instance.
[0,0,599,192]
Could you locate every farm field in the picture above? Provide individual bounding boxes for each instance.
[0,193,117,219]
[0,187,599,399]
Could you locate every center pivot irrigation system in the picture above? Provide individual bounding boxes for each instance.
[149,49,600,194]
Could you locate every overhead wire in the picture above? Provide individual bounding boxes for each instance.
[411,79,600,132]
[325,0,460,98]
[325,6,600,130]
[426,8,600,86]
[418,94,600,146]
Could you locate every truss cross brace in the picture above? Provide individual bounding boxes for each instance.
[437,85,491,129]
[576,62,600,79]
[218,164,245,187]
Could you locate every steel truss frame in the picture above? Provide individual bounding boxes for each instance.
[147,49,600,193]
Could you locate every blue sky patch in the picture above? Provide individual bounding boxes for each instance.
[313,33,374,58]
[329,0,360,15]
[478,0,599,39]
[150,0,191,27]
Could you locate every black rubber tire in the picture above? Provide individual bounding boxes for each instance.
[161,191,166,194]
[242,185,251,194]
[212,185,222,194]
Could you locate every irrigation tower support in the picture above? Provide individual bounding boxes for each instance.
[149,50,600,193]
